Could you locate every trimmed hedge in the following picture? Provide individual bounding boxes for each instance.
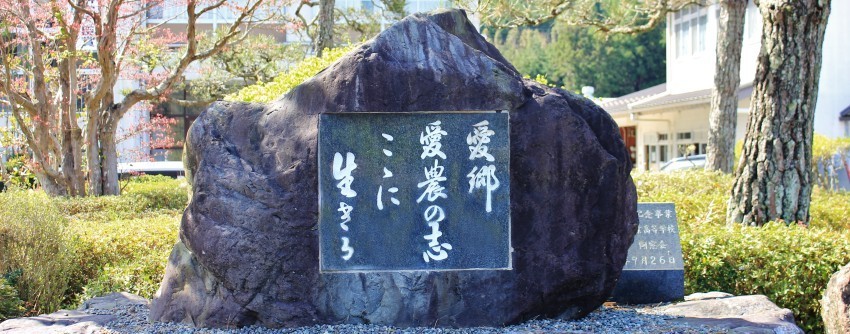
[225,46,356,103]
[0,176,184,316]
[635,170,850,333]
[2,170,848,333]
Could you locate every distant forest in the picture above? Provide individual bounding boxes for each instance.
[482,22,666,98]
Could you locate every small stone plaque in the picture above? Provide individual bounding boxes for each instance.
[318,112,511,272]
[611,202,685,304]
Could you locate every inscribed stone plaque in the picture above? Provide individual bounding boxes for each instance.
[611,202,685,304]
[318,112,511,272]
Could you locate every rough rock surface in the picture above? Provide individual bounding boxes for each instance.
[79,292,150,311]
[0,293,147,334]
[655,294,802,333]
[684,291,733,301]
[822,262,850,333]
[150,9,637,329]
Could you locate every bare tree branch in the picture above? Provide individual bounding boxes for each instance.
[66,0,98,21]
[0,41,63,181]
[116,0,266,121]
[0,80,37,115]
[196,0,228,17]
[296,1,320,40]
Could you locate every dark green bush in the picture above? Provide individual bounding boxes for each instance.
[55,175,187,221]
[683,223,850,333]
[63,176,183,304]
[634,170,850,333]
[634,170,730,232]
[0,278,23,321]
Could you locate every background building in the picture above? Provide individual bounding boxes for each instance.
[600,0,850,171]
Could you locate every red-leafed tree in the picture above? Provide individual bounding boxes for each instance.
[0,0,283,196]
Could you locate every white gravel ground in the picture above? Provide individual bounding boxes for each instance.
[93,303,729,334]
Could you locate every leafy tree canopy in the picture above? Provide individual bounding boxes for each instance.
[484,21,666,97]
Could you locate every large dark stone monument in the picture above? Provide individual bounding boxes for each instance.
[150,9,638,329]
[611,203,685,304]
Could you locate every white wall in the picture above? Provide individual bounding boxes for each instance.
[666,2,763,93]
[666,4,717,94]
[813,0,850,138]
[114,78,151,163]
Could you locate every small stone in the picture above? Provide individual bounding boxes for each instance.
[822,262,850,334]
[653,295,802,333]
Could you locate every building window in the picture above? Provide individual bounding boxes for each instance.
[152,87,208,161]
[646,145,657,163]
[658,133,669,141]
[677,132,692,140]
[674,5,708,58]
[644,144,671,171]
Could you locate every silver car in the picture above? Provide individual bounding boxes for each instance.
[659,154,706,172]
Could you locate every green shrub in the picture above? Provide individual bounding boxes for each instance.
[0,177,182,314]
[0,278,23,321]
[683,223,850,333]
[123,176,189,211]
[226,46,357,103]
[76,250,170,302]
[634,170,850,333]
[633,170,731,232]
[812,133,850,190]
[68,211,179,304]
[2,156,37,189]
[0,189,75,315]
[809,186,850,231]
[55,176,187,222]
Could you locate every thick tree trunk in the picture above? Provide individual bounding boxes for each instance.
[87,110,103,196]
[728,0,831,226]
[316,0,336,57]
[58,57,85,196]
[706,0,746,173]
[87,106,121,196]
[34,170,67,196]
[100,128,120,196]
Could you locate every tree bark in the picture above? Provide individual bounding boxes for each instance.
[317,0,336,57]
[706,0,746,173]
[100,127,120,196]
[728,0,831,226]
[33,170,67,196]
[87,105,104,196]
[58,57,86,196]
